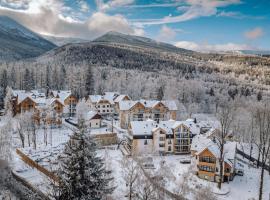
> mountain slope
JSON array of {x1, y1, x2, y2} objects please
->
[
  {"x1": 41, "y1": 34, "x2": 90, "y2": 46},
  {"x1": 93, "y1": 31, "x2": 193, "y2": 54},
  {"x1": 0, "y1": 16, "x2": 56, "y2": 61}
]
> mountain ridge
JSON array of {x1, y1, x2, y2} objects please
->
[{"x1": 0, "y1": 16, "x2": 56, "y2": 61}]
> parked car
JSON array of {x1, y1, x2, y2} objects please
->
[
  {"x1": 143, "y1": 163, "x2": 155, "y2": 169},
  {"x1": 235, "y1": 169, "x2": 244, "y2": 176},
  {"x1": 180, "y1": 159, "x2": 191, "y2": 164}
]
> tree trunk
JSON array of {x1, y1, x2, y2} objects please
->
[
  {"x1": 257, "y1": 145, "x2": 261, "y2": 168},
  {"x1": 259, "y1": 164, "x2": 265, "y2": 200},
  {"x1": 129, "y1": 183, "x2": 132, "y2": 200},
  {"x1": 28, "y1": 133, "x2": 30, "y2": 147},
  {"x1": 218, "y1": 143, "x2": 224, "y2": 189}
]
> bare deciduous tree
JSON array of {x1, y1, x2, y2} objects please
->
[
  {"x1": 215, "y1": 100, "x2": 234, "y2": 189},
  {"x1": 121, "y1": 156, "x2": 140, "y2": 200},
  {"x1": 251, "y1": 101, "x2": 270, "y2": 200}
]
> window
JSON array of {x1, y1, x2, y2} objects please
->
[
  {"x1": 107, "y1": 110, "x2": 109, "y2": 112},
  {"x1": 159, "y1": 143, "x2": 165, "y2": 148},
  {"x1": 159, "y1": 137, "x2": 165, "y2": 141},
  {"x1": 199, "y1": 156, "x2": 216, "y2": 163},
  {"x1": 199, "y1": 165, "x2": 214, "y2": 172},
  {"x1": 168, "y1": 146, "x2": 171, "y2": 151},
  {"x1": 144, "y1": 140, "x2": 148, "y2": 145},
  {"x1": 103, "y1": 105, "x2": 105, "y2": 108},
  {"x1": 168, "y1": 139, "x2": 172, "y2": 144},
  {"x1": 98, "y1": 105, "x2": 100, "y2": 108}
]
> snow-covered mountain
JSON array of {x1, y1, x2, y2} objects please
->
[
  {"x1": 93, "y1": 31, "x2": 193, "y2": 54},
  {"x1": 0, "y1": 16, "x2": 56, "y2": 61},
  {"x1": 41, "y1": 34, "x2": 90, "y2": 46}
]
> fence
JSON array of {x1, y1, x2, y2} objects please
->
[
  {"x1": 236, "y1": 148, "x2": 270, "y2": 172},
  {"x1": 16, "y1": 149, "x2": 59, "y2": 183},
  {"x1": 11, "y1": 171, "x2": 50, "y2": 200}
]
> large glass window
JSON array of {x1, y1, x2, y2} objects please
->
[{"x1": 199, "y1": 156, "x2": 216, "y2": 163}]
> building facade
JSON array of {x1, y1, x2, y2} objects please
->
[
  {"x1": 12, "y1": 90, "x2": 77, "y2": 125},
  {"x1": 88, "y1": 92, "x2": 130, "y2": 116},
  {"x1": 119, "y1": 100, "x2": 177, "y2": 129},
  {"x1": 128, "y1": 119, "x2": 201, "y2": 155},
  {"x1": 191, "y1": 129, "x2": 236, "y2": 183}
]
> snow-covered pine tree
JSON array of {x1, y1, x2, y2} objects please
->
[
  {"x1": 23, "y1": 68, "x2": 33, "y2": 91},
  {"x1": 58, "y1": 120, "x2": 114, "y2": 200},
  {"x1": 85, "y1": 65, "x2": 95, "y2": 96},
  {"x1": 4, "y1": 86, "x2": 13, "y2": 116}
]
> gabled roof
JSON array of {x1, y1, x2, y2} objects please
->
[
  {"x1": 130, "y1": 120, "x2": 175, "y2": 137},
  {"x1": 130, "y1": 119, "x2": 203, "y2": 137},
  {"x1": 119, "y1": 100, "x2": 139, "y2": 111},
  {"x1": 113, "y1": 94, "x2": 130, "y2": 103},
  {"x1": 53, "y1": 90, "x2": 72, "y2": 104},
  {"x1": 119, "y1": 99, "x2": 178, "y2": 111},
  {"x1": 86, "y1": 111, "x2": 101, "y2": 120},
  {"x1": 13, "y1": 89, "x2": 68, "y2": 107},
  {"x1": 194, "y1": 132, "x2": 237, "y2": 167},
  {"x1": 89, "y1": 94, "x2": 115, "y2": 105}
]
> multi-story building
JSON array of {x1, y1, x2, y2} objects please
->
[
  {"x1": 191, "y1": 129, "x2": 237, "y2": 183},
  {"x1": 50, "y1": 90, "x2": 78, "y2": 117},
  {"x1": 119, "y1": 100, "x2": 177, "y2": 129},
  {"x1": 88, "y1": 92, "x2": 130, "y2": 116},
  {"x1": 12, "y1": 89, "x2": 78, "y2": 125},
  {"x1": 127, "y1": 119, "x2": 201, "y2": 155}
]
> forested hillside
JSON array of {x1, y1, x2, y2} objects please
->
[{"x1": 0, "y1": 32, "x2": 269, "y2": 114}]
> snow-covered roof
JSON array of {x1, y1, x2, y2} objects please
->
[
  {"x1": 13, "y1": 89, "x2": 66, "y2": 106},
  {"x1": 130, "y1": 119, "x2": 204, "y2": 137},
  {"x1": 119, "y1": 101, "x2": 138, "y2": 111},
  {"x1": 161, "y1": 100, "x2": 178, "y2": 111},
  {"x1": 53, "y1": 90, "x2": 72, "y2": 104},
  {"x1": 119, "y1": 99, "x2": 178, "y2": 111},
  {"x1": 130, "y1": 120, "x2": 175, "y2": 136},
  {"x1": 86, "y1": 111, "x2": 101, "y2": 120},
  {"x1": 192, "y1": 130, "x2": 237, "y2": 167},
  {"x1": 172, "y1": 120, "x2": 201, "y2": 135},
  {"x1": 113, "y1": 94, "x2": 130, "y2": 103},
  {"x1": 89, "y1": 93, "x2": 115, "y2": 105}
]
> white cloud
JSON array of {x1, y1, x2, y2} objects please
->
[
  {"x1": 157, "y1": 25, "x2": 177, "y2": 42},
  {"x1": 244, "y1": 27, "x2": 264, "y2": 40},
  {"x1": 78, "y1": 0, "x2": 90, "y2": 12},
  {"x1": 134, "y1": 0, "x2": 241, "y2": 26},
  {"x1": 175, "y1": 41, "x2": 254, "y2": 52},
  {"x1": 0, "y1": 0, "x2": 143, "y2": 39},
  {"x1": 96, "y1": 0, "x2": 134, "y2": 11}
]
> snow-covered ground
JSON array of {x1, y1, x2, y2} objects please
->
[{"x1": 4, "y1": 115, "x2": 270, "y2": 200}]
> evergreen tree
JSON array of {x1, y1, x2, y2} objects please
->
[
  {"x1": 209, "y1": 87, "x2": 215, "y2": 96},
  {"x1": 85, "y1": 65, "x2": 94, "y2": 96},
  {"x1": 156, "y1": 85, "x2": 164, "y2": 101},
  {"x1": 257, "y1": 91, "x2": 262, "y2": 101},
  {"x1": 59, "y1": 65, "x2": 66, "y2": 90},
  {"x1": 30, "y1": 70, "x2": 35, "y2": 89},
  {"x1": 10, "y1": 66, "x2": 16, "y2": 88},
  {"x1": 23, "y1": 68, "x2": 33, "y2": 91},
  {"x1": 4, "y1": 86, "x2": 13, "y2": 116},
  {"x1": 58, "y1": 120, "x2": 114, "y2": 200},
  {"x1": 0, "y1": 69, "x2": 8, "y2": 91}
]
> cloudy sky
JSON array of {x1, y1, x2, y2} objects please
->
[{"x1": 0, "y1": 0, "x2": 269, "y2": 51}]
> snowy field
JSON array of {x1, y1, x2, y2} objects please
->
[
  {"x1": 10, "y1": 142, "x2": 270, "y2": 200},
  {"x1": 4, "y1": 115, "x2": 269, "y2": 200}
]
